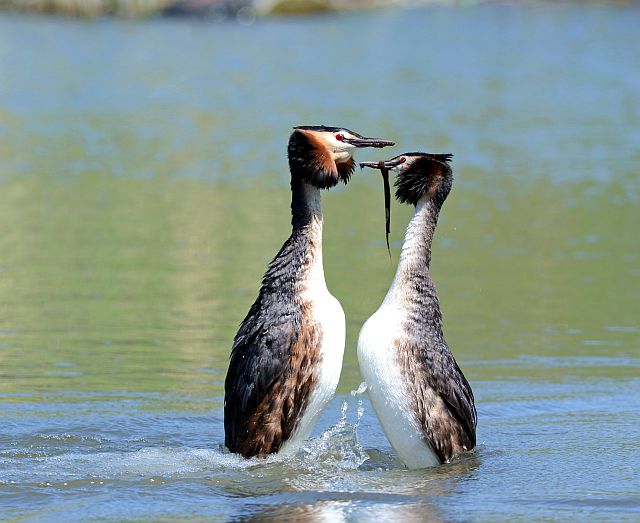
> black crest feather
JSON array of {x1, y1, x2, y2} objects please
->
[{"x1": 395, "y1": 154, "x2": 453, "y2": 207}]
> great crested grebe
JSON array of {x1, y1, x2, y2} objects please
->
[
  {"x1": 357, "y1": 152, "x2": 476, "y2": 468},
  {"x1": 224, "y1": 126, "x2": 394, "y2": 458}
]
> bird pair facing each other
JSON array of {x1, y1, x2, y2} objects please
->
[{"x1": 224, "y1": 125, "x2": 476, "y2": 469}]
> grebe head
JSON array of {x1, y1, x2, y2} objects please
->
[
  {"x1": 361, "y1": 152, "x2": 454, "y2": 207},
  {"x1": 288, "y1": 125, "x2": 394, "y2": 189}
]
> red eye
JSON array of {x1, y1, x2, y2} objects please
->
[
  {"x1": 400, "y1": 157, "x2": 406, "y2": 163},
  {"x1": 335, "y1": 133, "x2": 344, "y2": 142}
]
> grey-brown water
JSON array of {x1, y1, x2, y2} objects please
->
[{"x1": 1, "y1": 4, "x2": 639, "y2": 521}]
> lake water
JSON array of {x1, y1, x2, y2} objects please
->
[{"x1": 1, "y1": 3, "x2": 639, "y2": 521}]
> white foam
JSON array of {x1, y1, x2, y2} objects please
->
[{"x1": 1, "y1": 399, "x2": 372, "y2": 486}]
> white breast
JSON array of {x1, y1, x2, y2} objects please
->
[
  {"x1": 279, "y1": 264, "x2": 345, "y2": 455},
  {"x1": 357, "y1": 303, "x2": 440, "y2": 468}
]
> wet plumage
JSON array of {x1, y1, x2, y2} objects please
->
[
  {"x1": 224, "y1": 126, "x2": 394, "y2": 457},
  {"x1": 358, "y1": 153, "x2": 476, "y2": 467}
]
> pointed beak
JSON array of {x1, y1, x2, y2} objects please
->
[
  {"x1": 344, "y1": 136, "x2": 395, "y2": 148},
  {"x1": 359, "y1": 158, "x2": 404, "y2": 170}
]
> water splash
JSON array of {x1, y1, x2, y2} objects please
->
[
  {"x1": 296, "y1": 396, "x2": 368, "y2": 471},
  {"x1": 351, "y1": 381, "x2": 368, "y2": 397},
  {"x1": 0, "y1": 394, "x2": 374, "y2": 489}
]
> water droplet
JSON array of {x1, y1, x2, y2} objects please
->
[{"x1": 351, "y1": 382, "x2": 367, "y2": 396}]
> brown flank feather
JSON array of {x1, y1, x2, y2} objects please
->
[
  {"x1": 237, "y1": 305, "x2": 322, "y2": 458},
  {"x1": 394, "y1": 338, "x2": 474, "y2": 463}
]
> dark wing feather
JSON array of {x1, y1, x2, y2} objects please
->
[
  {"x1": 428, "y1": 343, "x2": 477, "y2": 446},
  {"x1": 224, "y1": 228, "x2": 323, "y2": 458},
  {"x1": 224, "y1": 293, "x2": 300, "y2": 456},
  {"x1": 398, "y1": 318, "x2": 477, "y2": 462}
]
